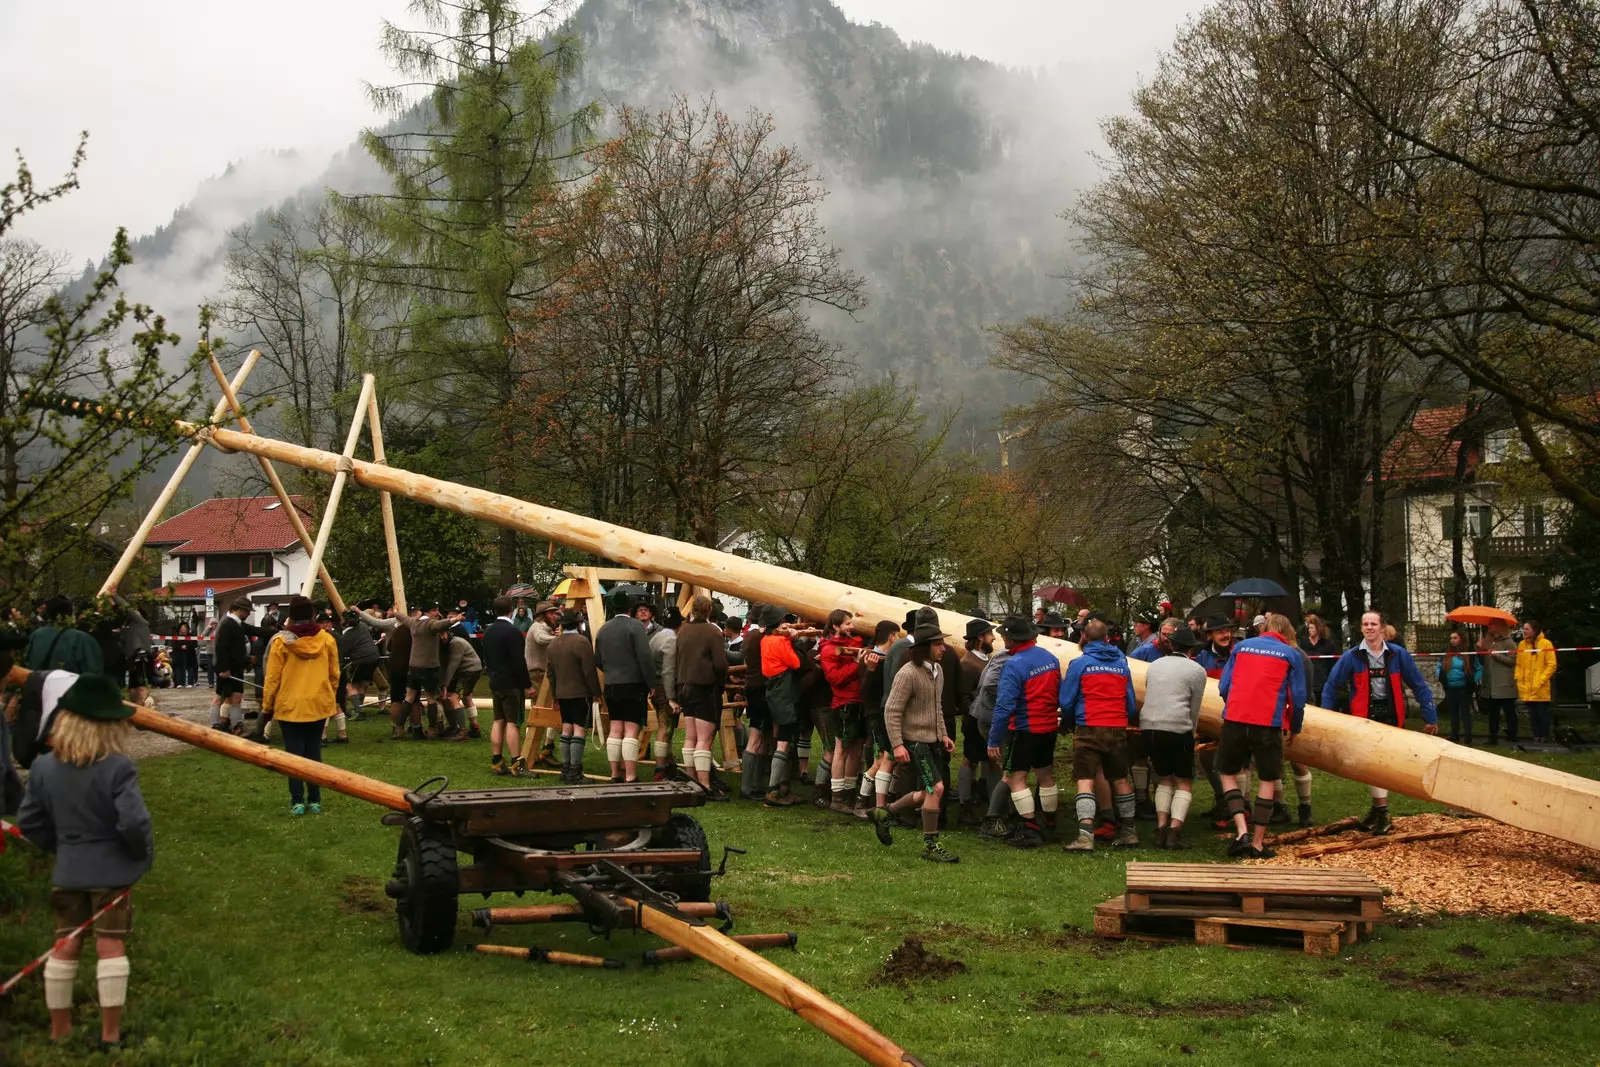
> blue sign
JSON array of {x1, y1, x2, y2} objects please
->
[{"x1": 205, "y1": 586, "x2": 215, "y2": 597}]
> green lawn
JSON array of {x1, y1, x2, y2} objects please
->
[{"x1": 2, "y1": 722, "x2": 1598, "y2": 1066}]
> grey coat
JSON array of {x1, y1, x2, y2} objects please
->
[
  {"x1": 18, "y1": 753, "x2": 153, "y2": 889},
  {"x1": 594, "y1": 615, "x2": 656, "y2": 688},
  {"x1": 1481, "y1": 634, "x2": 1519, "y2": 699},
  {"x1": 968, "y1": 649, "x2": 1012, "y2": 732},
  {"x1": 1139, "y1": 653, "x2": 1207, "y2": 733}
]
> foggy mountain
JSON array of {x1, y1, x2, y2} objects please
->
[{"x1": 115, "y1": 0, "x2": 1096, "y2": 461}]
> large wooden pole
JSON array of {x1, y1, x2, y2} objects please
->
[
  {"x1": 628, "y1": 900, "x2": 921, "y2": 1066},
  {"x1": 202, "y1": 355, "x2": 347, "y2": 615},
  {"x1": 300, "y1": 374, "x2": 376, "y2": 599},
  {"x1": 98, "y1": 352, "x2": 261, "y2": 597},
  {"x1": 166, "y1": 421, "x2": 1600, "y2": 851},
  {"x1": 365, "y1": 393, "x2": 407, "y2": 614},
  {"x1": 2, "y1": 666, "x2": 410, "y2": 811}
]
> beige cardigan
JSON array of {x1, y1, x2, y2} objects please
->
[{"x1": 884, "y1": 659, "x2": 949, "y2": 749}]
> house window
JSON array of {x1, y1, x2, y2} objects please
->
[
  {"x1": 1524, "y1": 504, "x2": 1546, "y2": 540},
  {"x1": 1440, "y1": 504, "x2": 1493, "y2": 539},
  {"x1": 178, "y1": 555, "x2": 197, "y2": 574},
  {"x1": 1483, "y1": 429, "x2": 1513, "y2": 464},
  {"x1": 249, "y1": 555, "x2": 270, "y2": 577}
]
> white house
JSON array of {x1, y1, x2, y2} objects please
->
[{"x1": 145, "y1": 496, "x2": 315, "y2": 619}]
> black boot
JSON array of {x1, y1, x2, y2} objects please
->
[{"x1": 1297, "y1": 803, "x2": 1313, "y2": 828}]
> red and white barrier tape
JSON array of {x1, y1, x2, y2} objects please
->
[
  {"x1": 0, "y1": 887, "x2": 131, "y2": 998},
  {"x1": 1298, "y1": 646, "x2": 1599, "y2": 660}
]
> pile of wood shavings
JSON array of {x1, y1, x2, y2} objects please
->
[{"x1": 1246, "y1": 813, "x2": 1600, "y2": 922}]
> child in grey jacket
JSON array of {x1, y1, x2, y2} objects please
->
[{"x1": 17, "y1": 673, "x2": 152, "y2": 1050}]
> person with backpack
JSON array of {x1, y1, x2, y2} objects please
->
[{"x1": 17, "y1": 674, "x2": 152, "y2": 1050}]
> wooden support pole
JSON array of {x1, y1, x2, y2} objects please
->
[
  {"x1": 2, "y1": 666, "x2": 410, "y2": 812},
  {"x1": 474, "y1": 944, "x2": 623, "y2": 969},
  {"x1": 644, "y1": 932, "x2": 796, "y2": 965},
  {"x1": 628, "y1": 900, "x2": 919, "y2": 1066},
  {"x1": 366, "y1": 392, "x2": 407, "y2": 615},
  {"x1": 159, "y1": 420, "x2": 1600, "y2": 854},
  {"x1": 474, "y1": 901, "x2": 729, "y2": 927},
  {"x1": 98, "y1": 352, "x2": 261, "y2": 597},
  {"x1": 202, "y1": 356, "x2": 347, "y2": 616},
  {"x1": 300, "y1": 374, "x2": 376, "y2": 599}
]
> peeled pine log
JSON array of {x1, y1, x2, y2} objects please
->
[
  {"x1": 475, "y1": 901, "x2": 731, "y2": 928},
  {"x1": 644, "y1": 932, "x2": 797, "y2": 965},
  {"x1": 475, "y1": 943, "x2": 623, "y2": 969},
  {"x1": 164, "y1": 422, "x2": 1600, "y2": 853},
  {"x1": 1299, "y1": 826, "x2": 1483, "y2": 859}
]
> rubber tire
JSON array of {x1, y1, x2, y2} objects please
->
[
  {"x1": 394, "y1": 820, "x2": 459, "y2": 954},
  {"x1": 656, "y1": 813, "x2": 713, "y2": 903}
]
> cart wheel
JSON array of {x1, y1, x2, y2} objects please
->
[
  {"x1": 392, "y1": 821, "x2": 459, "y2": 954},
  {"x1": 655, "y1": 813, "x2": 713, "y2": 903}
]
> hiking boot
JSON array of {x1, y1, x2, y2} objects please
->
[
  {"x1": 511, "y1": 759, "x2": 536, "y2": 779},
  {"x1": 829, "y1": 800, "x2": 856, "y2": 815},
  {"x1": 536, "y1": 747, "x2": 561, "y2": 769},
  {"x1": 978, "y1": 816, "x2": 1011, "y2": 840},
  {"x1": 1356, "y1": 804, "x2": 1384, "y2": 832},
  {"x1": 347, "y1": 708, "x2": 368, "y2": 723},
  {"x1": 490, "y1": 761, "x2": 511, "y2": 777},
  {"x1": 1249, "y1": 843, "x2": 1277, "y2": 860},
  {"x1": 1297, "y1": 803, "x2": 1313, "y2": 828},
  {"x1": 406, "y1": 725, "x2": 426, "y2": 741},
  {"x1": 1270, "y1": 802, "x2": 1291, "y2": 825},
  {"x1": 1153, "y1": 826, "x2": 1170, "y2": 850},
  {"x1": 812, "y1": 789, "x2": 832, "y2": 811},
  {"x1": 468, "y1": 722, "x2": 481, "y2": 739},
  {"x1": 1061, "y1": 830, "x2": 1094, "y2": 852},
  {"x1": 1006, "y1": 825, "x2": 1044, "y2": 850},
  {"x1": 921, "y1": 839, "x2": 960, "y2": 864},
  {"x1": 1136, "y1": 797, "x2": 1158, "y2": 821},
  {"x1": 1367, "y1": 807, "x2": 1393, "y2": 836},
  {"x1": 957, "y1": 801, "x2": 981, "y2": 827},
  {"x1": 1227, "y1": 834, "x2": 1254, "y2": 857},
  {"x1": 1113, "y1": 824, "x2": 1140, "y2": 848},
  {"x1": 870, "y1": 808, "x2": 894, "y2": 846},
  {"x1": 764, "y1": 789, "x2": 801, "y2": 808},
  {"x1": 1166, "y1": 827, "x2": 1189, "y2": 850}
]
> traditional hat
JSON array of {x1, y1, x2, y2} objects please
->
[
  {"x1": 1203, "y1": 614, "x2": 1234, "y2": 633},
  {"x1": 1039, "y1": 611, "x2": 1068, "y2": 629},
  {"x1": 964, "y1": 618, "x2": 994, "y2": 642},
  {"x1": 1168, "y1": 627, "x2": 1201, "y2": 650},
  {"x1": 998, "y1": 615, "x2": 1038, "y2": 641},
  {"x1": 760, "y1": 603, "x2": 786, "y2": 629},
  {"x1": 534, "y1": 600, "x2": 557, "y2": 615},
  {"x1": 911, "y1": 623, "x2": 947, "y2": 647},
  {"x1": 59, "y1": 674, "x2": 130, "y2": 721}
]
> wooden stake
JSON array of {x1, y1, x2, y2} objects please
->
[
  {"x1": 300, "y1": 374, "x2": 376, "y2": 599},
  {"x1": 98, "y1": 352, "x2": 261, "y2": 597},
  {"x1": 1299, "y1": 826, "x2": 1483, "y2": 859},
  {"x1": 1269, "y1": 817, "x2": 1362, "y2": 846},
  {"x1": 644, "y1": 932, "x2": 796, "y2": 965},
  {"x1": 161, "y1": 419, "x2": 1600, "y2": 854},
  {"x1": 474, "y1": 943, "x2": 623, "y2": 969},
  {"x1": 366, "y1": 393, "x2": 407, "y2": 615},
  {"x1": 1, "y1": 666, "x2": 410, "y2": 811},
  {"x1": 628, "y1": 899, "x2": 919, "y2": 1066},
  {"x1": 202, "y1": 355, "x2": 348, "y2": 615}
]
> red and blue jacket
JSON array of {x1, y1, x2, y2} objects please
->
[
  {"x1": 1128, "y1": 637, "x2": 1163, "y2": 664},
  {"x1": 987, "y1": 640, "x2": 1061, "y2": 745},
  {"x1": 1195, "y1": 641, "x2": 1232, "y2": 680},
  {"x1": 1320, "y1": 642, "x2": 1437, "y2": 728},
  {"x1": 1218, "y1": 632, "x2": 1307, "y2": 732},
  {"x1": 1058, "y1": 640, "x2": 1137, "y2": 728}
]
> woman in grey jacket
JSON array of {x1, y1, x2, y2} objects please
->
[{"x1": 17, "y1": 674, "x2": 152, "y2": 1050}]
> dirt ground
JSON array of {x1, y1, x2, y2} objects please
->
[{"x1": 125, "y1": 685, "x2": 241, "y2": 759}]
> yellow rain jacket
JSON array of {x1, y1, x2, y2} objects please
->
[
  {"x1": 1514, "y1": 633, "x2": 1557, "y2": 703},
  {"x1": 262, "y1": 626, "x2": 340, "y2": 723}
]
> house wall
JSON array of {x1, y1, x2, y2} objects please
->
[
  {"x1": 1400, "y1": 488, "x2": 1560, "y2": 623},
  {"x1": 156, "y1": 548, "x2": 312, "y2": 610}
]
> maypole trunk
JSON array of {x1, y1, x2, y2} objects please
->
[{"x1": 121, "y1": 420, "x2": 1598, "y2": 852}]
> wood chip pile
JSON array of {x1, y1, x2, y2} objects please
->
[{"x1": 1246, "y1": 813, "x2": 1600, "y2": 923}]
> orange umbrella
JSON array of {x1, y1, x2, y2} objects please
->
[{"x1": 1446, "y1": 605, "x2": 1519, "y2": 627}]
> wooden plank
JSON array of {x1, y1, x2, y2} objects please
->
[
  {"x1": 1111, "y1": 901, "x2": 1387, "y2": 925},
  {"x1": 563, "y1": 565, "x2": 670, "y2": 584},
  {"x1": 1299, "y1": 826, "x2": 1482, "y2": 858}
]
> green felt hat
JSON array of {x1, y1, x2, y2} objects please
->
[{"x1": 60, "y1": 674, "x2": 130, "y2": 721}]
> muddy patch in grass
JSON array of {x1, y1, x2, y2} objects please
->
[
  {"x1": 875, "y1": 936, "x2": 966, "y2": 985},
  {"x1": 1451, "y1": 943, "x2": 1486, "y2": 960},
  {"x1": 1034, "y1": 993, "x2": 1284, "y2": 1018},
  {"x1": 337, "y1": 874, "x2": 388, "y2": 915},
  {"x1": 1381, "y1": 945, "x2": 1600, "y2": 1003}
]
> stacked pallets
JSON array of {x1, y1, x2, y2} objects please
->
[{"x1": 1093, "y1": 863, "x2": 1385, "y2": 956}]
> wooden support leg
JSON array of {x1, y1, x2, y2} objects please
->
[
  {"x1": 366, "y1": 393, "x2": 407, "y2": 615},
  {"x1": 300, "y1": 375, "x2": 376, "y2": 599}
]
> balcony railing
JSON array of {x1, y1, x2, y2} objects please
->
[{"x1": 1482, "y1": 534, "x2": 1562, "y2": 557}]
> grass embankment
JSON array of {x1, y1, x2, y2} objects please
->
[{"x1": 2, "y1": 725, "x2": 1597, "y2": 1066}]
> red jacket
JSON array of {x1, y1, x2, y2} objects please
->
[{"x1": 819, "y1": 635, "x2": 863, "y2": 707}]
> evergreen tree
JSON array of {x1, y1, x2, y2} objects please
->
[{"x1": 342, "y1": 0, "x2": 599, "y2": 585}]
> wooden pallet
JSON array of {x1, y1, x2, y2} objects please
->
[
  {"x1": 1093, "y1": 898, "x2": 1363, "y2": 956},
  {"x1": 1124, "y1": 862, "x2": 1384, "y2": 921}
]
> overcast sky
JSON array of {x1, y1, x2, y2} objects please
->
[{"x1": 0, "y1": 0, "x2": 1205, "y2": 265}]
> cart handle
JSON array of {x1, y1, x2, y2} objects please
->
[{"x1": 404, "y1": 775, "x2": 450, "y2": 812}]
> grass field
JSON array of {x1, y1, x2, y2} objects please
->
[{"x1": 2, "y1": 719, "x2": 1598, "y2": 1066}]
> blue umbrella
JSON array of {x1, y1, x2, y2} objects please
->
[{"x1": 1221, "y1": 577, "x2": 1289, "y2": 599}]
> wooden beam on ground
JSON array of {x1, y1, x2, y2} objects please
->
[
  {"x1": 99, "y1": 352, "x2": 261, "y2": 597},
  {"x1": 201, "y1": 356, "x2": 348, "y2": 615},
  {"x1": 1298, "y1": 826, "x2": 1483, "y2": 859},
  {"x1": 366, "y1": 392, "x2": 407, "y2": 615},
  {"x1": 161, "y1": 419, "x2": 1600, "y2": 853},
  {"x1": 301, "y1": 375, "x2": 375, "y2": 599}
]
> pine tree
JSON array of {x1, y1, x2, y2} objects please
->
[{"x1": 343, "y1": 0, "x2": 599, "y2": 585}]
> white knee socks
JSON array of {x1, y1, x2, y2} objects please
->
[
  {"x1": 621, "y1": 737, "x2": 640, "y2": 764},
  {"x1": 1170, "y1": 788, "x2": 1192, "y2": 825},
  {"x1": 97, "y1": 956, "x2": 129, "y2": 1009},
  {"x1": 605, "y1": 737, "x2": 623, "y2": 765},
  {"x1": 1011, "y1": 787, "x2": 1036, "y2": 820},
  {"x1": 692, "y1": 750, "x2": 714, "y2": 774},
  {"x1": 874, "y1": 770, "x2": 891, "y2": 798},
  {"x1": 1295, "y1": 772, "x2": 1314, "y2": 802},
  {"x1": 44, "y1": 957, "x2": 76, "y2": 1011},
  {"x1": 1131, "y1": 764, "x2": 1149, "y2": 796},
  {"x1": 1368, "y1": 785, "x2": 1389, "y2": 803},
  {"x1": 1038, "y1": 785, "x2": 1059, "y2": 815},
  {"x1": 1154, "y1": 782, "x2": 1175, "y2": 817},
  {"x1": 653, "y1": 738, "x2": 672, "y2": 762}
]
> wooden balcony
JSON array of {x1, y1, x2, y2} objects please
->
[{"x1": 1482, "y1": 534, "x2": 1561, "y2": 557}]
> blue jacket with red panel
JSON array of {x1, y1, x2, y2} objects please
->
[
  {"x1": 1059, "y1": 640, "x2": 1137, "y2": 728},
  {"x1": 1195, "y1": 642, "x2": 1232, "y2": 680},
  {"x1": 1218, "y1": 632, "x2": 1307, "y2": 733},
  {"x1": 1320, "y1": 642, "x2": 1437, "y2": 728},
  {"x1": 987, "y1": 641, "x2": 1061, "y2": 745},
  {"x1": 1129, "y1": 637, "x2": 1163, "y2": 664}
]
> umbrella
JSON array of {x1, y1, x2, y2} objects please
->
[
  {"x1": 504, "y1": 583, "x2": 537, "y2": 599},
  {"x1": 1446, "y1": 605, "x2": 1518, "y2": 627},
  {"x1": 1034, "y1": 585, "x2": 1089, "y2": 608},
  {"x1": 1221, "y1": 578, "x2": 1289, "y2": 599}
]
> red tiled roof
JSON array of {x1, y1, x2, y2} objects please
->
[
  {"x1": 147, "y1": 496, "x2": 311, "y2": 555},
  {"x1": 157, "y1": 577, "x2": 278, "y2": 601},
  {"x1": 1383, "y1": 405, "x2": 1475, "y2": 482}
]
